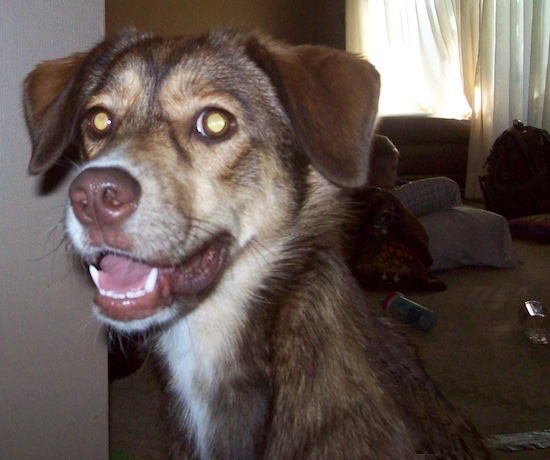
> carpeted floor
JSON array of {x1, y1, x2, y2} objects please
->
[
  {"x1": 402, "y1": 239, "x2": 550, "y2": 459},
  {"x1": 109, "y1": 238, "x2": 550, "y2": 459}
]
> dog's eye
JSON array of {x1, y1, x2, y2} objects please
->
[
  {"x1": 196, "y1": 109, "x2": 234, "y2": 139},
  {"x1": 86, "y1": 109, "x2": 113, "y2": 137}
]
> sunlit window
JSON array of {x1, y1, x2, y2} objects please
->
[{"x1": 349, "y1": 0, "x2": 471, "y2": 119}]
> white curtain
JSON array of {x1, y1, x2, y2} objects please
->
[
  {"x1": 346, "y1": 0, "x2": 550, "y2": 199},
  {"x1": 346, "y1": 0, "x2": 470, "y2": 117},
  {"x1": 462, "y1": 0, "x2": 550, "y2": 198}
]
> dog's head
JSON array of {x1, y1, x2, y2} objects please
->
[{"x1": 24, "y1": 30, "x2": 379, "y2": 330}]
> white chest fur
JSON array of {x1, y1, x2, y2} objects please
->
[{"x1": 157, "y1": 245, "x2": 278, "y2": 458}]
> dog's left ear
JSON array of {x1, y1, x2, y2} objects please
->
[{"x1": 246, "y1": 37, "x2": 380, "y2": 188}]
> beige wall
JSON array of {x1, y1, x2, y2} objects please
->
[
  {"x1": 0, "y1": 2, "x2": 108, "y2": 458},
  {"x1": 106, "y1": 0, "x2": 345, "y2": 48}
]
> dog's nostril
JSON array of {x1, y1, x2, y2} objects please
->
[
  {"x1": 104, "y1": 188, "x2": 120, "y2": 206},
  {"x1": 69, "y1": 186, "x2": 93, "y2": 223},
  {"x1": 70, "y1": 187, "x2": 89, "y2": 206},
  {"x1": 69, "y1": 167, "x2": 141, "y2": 227}
]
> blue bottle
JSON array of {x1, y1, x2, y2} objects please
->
[{"x1": 382, "y1": 292, "x2": 437, "y2": 332}]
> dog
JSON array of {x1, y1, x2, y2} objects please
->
[{"x1": 24, "y1": 29, "x2": 491, "y2": 459}]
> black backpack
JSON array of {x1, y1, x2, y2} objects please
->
[{"x1": 479, "y1": 120, "x2": 550, "y2": 219}]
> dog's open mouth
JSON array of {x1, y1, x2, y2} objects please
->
[{"x1": 88, "y1": 238, "x2": 228, "y2": 321}]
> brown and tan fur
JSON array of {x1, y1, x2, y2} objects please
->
[{"x1": 23, "y1": 29, "x2": 490, "y2": 459}]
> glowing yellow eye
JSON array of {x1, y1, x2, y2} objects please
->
[
  {"x1": 89, "y1": 110, "x2": 112, "y2": 135},
  {"x1": 197, "y1": 109, "x2": 232, "y2": 138},
  {"x1": 93, "y1": 111, "x2": 111, "y2": 131},
  {"x1": 205, "y1": 112, "x2": 227, "y2": 134}
]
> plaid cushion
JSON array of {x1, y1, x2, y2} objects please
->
[{"x1": 394, "y1": 177, "x2": 462, "y2": 217}]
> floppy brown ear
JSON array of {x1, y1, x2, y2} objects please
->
[
  {"x1": 247, "y1": 38, "x2": 380, "y2": 188},
  {"x1": 23, "y1": 53, "x2": 85, "y2": 175}
]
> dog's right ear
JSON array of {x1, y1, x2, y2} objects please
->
[
  {"x1": 23, "y1": 53, "x2": 85, "y2": 175},
  {"x1": 244, "y1": 35, "x2": 380, "y2": 188}
]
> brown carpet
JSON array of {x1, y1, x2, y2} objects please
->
[{"x1": 109, "y1": 239, "x2": 550, "y2": 459}]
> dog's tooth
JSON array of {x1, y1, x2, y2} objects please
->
[
  {"x1": 126, "y1": 289, "x2": 146, "y2": 299},
  {"x1": 89, "y1": 265, "x2": 101, "y2": 289},
  {"x1": 99, "y1": 288, "x2": 122, "y2": 299},
  {"x1": 145, "y1": 268, "x2": 159, "y2": 293}
]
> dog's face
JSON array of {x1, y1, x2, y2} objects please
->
[{"x1": 24, "y1": 30, "x2": 380, "y2": 331}]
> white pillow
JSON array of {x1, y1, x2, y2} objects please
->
[
  {"x1": 394, "y1": 177, "x2": 462, "y2": 217},
  {"x1": 419, "y1": 206, "x2": 517, "y2": 271}
]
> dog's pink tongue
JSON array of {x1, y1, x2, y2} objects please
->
[{"x1": 98, "y1": 254, "x2": 153, "y2": 292}]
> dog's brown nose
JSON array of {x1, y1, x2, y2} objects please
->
[{"x1": 69, "y1": 167, "x2": 141, "y2": 227}]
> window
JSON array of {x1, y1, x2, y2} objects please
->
[{"x1": 347, "y1": 0, "x2": 471, "y2": 118}]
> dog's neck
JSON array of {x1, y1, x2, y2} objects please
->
[{"x1": 154, "y1": 171, "x2": 347, "y2": 458}]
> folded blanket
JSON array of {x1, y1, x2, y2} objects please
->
[{"x1": 350, "y1": 188, "x2": 446, "y2": 291}]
